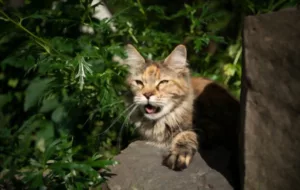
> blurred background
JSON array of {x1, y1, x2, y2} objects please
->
[{"x1": 0, "y1": 0, "x2": 298, "y2": 189}]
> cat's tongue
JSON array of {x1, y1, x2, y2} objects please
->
[{"x1": 145, "y1": 104, "x2": 157, "y2": 114}]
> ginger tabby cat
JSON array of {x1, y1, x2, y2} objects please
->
[{"x1": 118, "y1": 44, "x2": 240, "y2": 172}]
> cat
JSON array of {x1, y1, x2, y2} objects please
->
[{"x1": 117, "y1": 44, "x2": 240, "y2": 173}]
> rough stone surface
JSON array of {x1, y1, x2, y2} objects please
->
[
  {"x1": 103, "y1": 141, "x2": 233, "y2": 190},
  {"x1": 241, "y1": 8, "x2": 300, "y2": 190}
]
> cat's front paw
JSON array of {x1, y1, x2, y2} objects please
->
[{"x1": 162, "y1": 147, "x2": 195, "y2": 171}]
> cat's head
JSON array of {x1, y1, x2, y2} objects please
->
[{"x1": 120, "y1": 44, "x2": 192, "y2": 120}]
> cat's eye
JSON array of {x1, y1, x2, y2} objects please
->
[
  {"x1": 135, "y1": 80, "x2": 144, "y2": 86},
  {"x1": 159, "y1": 80, "x2": 169, "y2": 85},
  {"x1": 157, "y1": 80, "x2": 169, "y2": 89}
]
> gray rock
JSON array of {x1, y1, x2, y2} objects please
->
[
  {"x1": 103, "y1": 141, "x2": 233, "y2": 190},
  {"x1": 241, "y1": 7, "x2": 300, "y2": 190}
]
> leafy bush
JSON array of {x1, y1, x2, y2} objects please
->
[
  {"x1": 0, "y1": 0, "x2": 297, "y2": 189},
  {"x1": 1, "y1": 1, "x2": 127, "y2": 189}
]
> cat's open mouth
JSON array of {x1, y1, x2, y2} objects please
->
[{"x1": 144, "y1": 104, "x2": 161, "y2": 114}]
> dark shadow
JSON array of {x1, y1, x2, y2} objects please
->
[
  {"x1": 99, "y1": 171, "x2": 117, "y2": 190},
  {"x1": 193, "y1": 81, "x2": 242, "y2": 190},
  {"x1": 238, "y1": 31, "x2": 247, "y2": 190}
]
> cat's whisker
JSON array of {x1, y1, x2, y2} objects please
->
[
  {"x1": 95, "y1": 103, "x2": 135, "y2": 136},
  {"x1": 154, "y1": 103, "x2": 166, "y2": 107},
  {"x1": 117, "y1": 105, "x2": 138, "y2": 150}
]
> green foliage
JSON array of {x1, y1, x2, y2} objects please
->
[
  {"x1": 0, "y1": 0, "x2": 297, "y2": 189},
  {"x1": 244, "y1": 0, "x2": 298, "y2": 14},
  {"x1": 0, "y1": 1, "x2": 127, "y2": 189}
]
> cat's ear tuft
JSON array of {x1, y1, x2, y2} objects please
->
[
  {"x1": 164, "y1": 44, "x2": 188, "y2": 72},
  {"x1": 124, "y1": 44, "x2": 145, "y2": 68}
]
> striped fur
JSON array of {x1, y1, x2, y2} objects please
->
[{"x1": 119, "y1": 44, "x2": 239, "y2": 171}]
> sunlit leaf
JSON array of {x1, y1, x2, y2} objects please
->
[
  {"x1": 223, "y1": 63, "x2": 236, "y2": 77},
  {"x1": 8, "y1": 78, "x2": 19, "y2": 88}
]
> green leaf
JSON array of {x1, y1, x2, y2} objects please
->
[
  {"x1": 0, "y1": 94, "x2": 12, "y2": 109},
  {"x1": 1, "y1": 55, "x2": 36, "y2": 70},
  {"x1": 43, "y1": 139, "x2": 63, "y2": 163},
  {"x1": 7, "y1": 78, "x2": 19, "y2": 88},
  {"x1": 36, "y1": 122, "x2": 54, "y2": 152},
  {"x1": 24, "y1": 78, "x2": 53, "y2": 111},
  {"x1": 51, "y1": 37, "x2": 74, "y2": 54},
  {"x1": 228, "y1": 44, "x2": 240, "y2": 58},
  {"x1": 234, "y1": 80, "x2": 241, "y2": 87},
  {"x1": 29, "y1": 158, "x2": 43, "y2": 168},
  {"x1": 22, "y1": 171, "x2": 44, "y2": 188},
  {"x1": 39, "y1": 98, "x2": 60, "y2": 113},
  {"x1": 26, "y1": 12, "x2": 48, "y2": 20},
  {"x1": 51, "y1": 105, "x2": 67, "y2": 123},
  {"x1": 83, "y1": 159, "x2": 118, "y2": 168},
  {"x1": 146, "y1": 5, "x2": 165, "y2": 15},
  {"x1": 194, "y1": 36, "x2": 210, "y2": 52},
  {"x1": 223, "y1": 63, "x2": 236, "y2": 77}
]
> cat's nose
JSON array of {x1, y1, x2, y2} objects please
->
[{"x1": 143, "y1": 92, "x2": 154, "y2": 99}]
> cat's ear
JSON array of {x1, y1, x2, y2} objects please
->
[
  {"x1": 124, "y1": 44, "x2": 146, "y2": 70},
  {"x1": 164, "y1": 44, "x2": 188, "y2": 72},
  {"x1": 113, "y1": 44, "x2": 145, "y2": 73}
]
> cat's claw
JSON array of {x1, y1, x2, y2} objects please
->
[{"x1": 162, "y1": 149, "x2": 194, "y2": 171}]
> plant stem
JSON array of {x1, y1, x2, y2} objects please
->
[
  {"x1": 0, "y1": 10, "x2": 50, "y2": 53},
  {"x1": 136, "y1": 0, "x2": 145, "y2": 15},
  {"x1": 0, "y1": 10, "x2": 70, "y2": 60},
  {"x1": 233, "y1": 46, "x2": 242, "y2": 65}
]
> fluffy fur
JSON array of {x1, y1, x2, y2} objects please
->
[{"x1": 118, "y1": 44, "x2": 240, "y2": 171}]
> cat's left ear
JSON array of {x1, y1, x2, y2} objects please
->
[{"x1": 164, "y1": 44, "x2": 188, "y2": 73}]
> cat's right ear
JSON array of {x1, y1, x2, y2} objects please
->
[{"x1": 114, "y1": 44, "x2": 145, "y2": 72}]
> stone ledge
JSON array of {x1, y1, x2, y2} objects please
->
[{"x1": 103, "y1": 141, "x2": 233, "y2": 190}]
